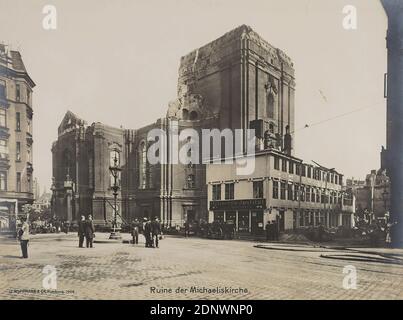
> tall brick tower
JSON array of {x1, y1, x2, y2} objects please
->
[{"x1": 176, "y1": 25, "x2": 296, "y2": 155}]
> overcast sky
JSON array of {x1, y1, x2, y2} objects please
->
[{"x1": 0, "y1": 0, "x2": 387, "y2": 191}]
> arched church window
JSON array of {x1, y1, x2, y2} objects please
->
[
  {"x1": 189, "y1": 111, "x2": 198, "y2": 121},
  {"x1": 266, "y1": 93, "x2": 275, "y2": 119},
  {"x1": 139, "y1": 141, "x2": 147, "y2": 189},
  {"x1": 187, "y1": 174, "x2": 196, "y2": 189},
  {"x1": 182, "y1": 108, "x2": 189, "y2": 120},
  {"x1": 110, "y1": 149, "x2": 120, "y2": 166}
]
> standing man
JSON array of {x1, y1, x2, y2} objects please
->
[
  {"x1": 131, "y1": 219, "x2": 140, "y2": 245},
  {"x1": 85, "y1": 215, "x2": 95, "y2": 248},
  {"x1": 78, "y1": 215, "x2": 86, "y2": 248},
  {"x1": 151, "y1": 217, "x2": 161, "y2": 248},
  {"x1": 18, "y1": 217, "x2": 30, "y2": 259},
  {"x1": 143, "y1": 218, "x2": 152, "y2": 248},
  {"x1": 184, "y1": 220, "x2": 190, "y2": 238}
]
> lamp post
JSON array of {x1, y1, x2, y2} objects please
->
[
  {"x1": 382, "y1": 187, "x2": 389, "y2": 216},
  {"x1": 109, "y1": 152, "x2": 122, "y2": 240}
]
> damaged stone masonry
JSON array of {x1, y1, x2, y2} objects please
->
[{"x1": 51, "y1": 25, "x2": 355, "y2": 235}]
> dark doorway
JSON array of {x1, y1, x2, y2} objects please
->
[{"x1": 251, "y1": 210, "x2": 263, "y2": 235}]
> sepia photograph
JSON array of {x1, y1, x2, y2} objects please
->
[{"x1": 0, "y1": 0, "x2": 402, "y2": 307}]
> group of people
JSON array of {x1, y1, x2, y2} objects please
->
[
  {"x1": 78, "y1": 215, "x2": 95, "y2": 248},
  {"x1": 265, "y1": 220, "x2": 279, "y2": 241},
  {"x1": 131, "y1": 217, "x2": 162, "y2": 248}
]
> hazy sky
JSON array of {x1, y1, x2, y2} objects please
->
[{"x1": 0, "y1": 0, "x2": 387, "y2": 191}]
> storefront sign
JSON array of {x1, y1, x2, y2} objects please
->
[{"x1": 209, "y1": 199, "x2": 266, "y2": 211}]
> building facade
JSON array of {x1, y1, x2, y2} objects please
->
[
  {"x1": 348, "y1": 169, "x2": 390, "y2": 221},
  {"x1": 0, "y1": 44, "x2": 35, "y2": 229},
  {"x1": 206, "y1": 150, "x2": 354, "y2": 235}
]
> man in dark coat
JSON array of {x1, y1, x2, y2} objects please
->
[
  {"x1": 78, "y1": 215, "x2": 86, "y2": 248},
  {"x1": 85, "y1": 215, "x2": 95, "y2": 248},
  {"x1": 151, "y1": 217, "x2": 161, "y2": 248},
  {"x1": 143, "y1": 218, "x2": 152, "y2": 248}
]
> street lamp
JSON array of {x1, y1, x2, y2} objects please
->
[
  {"x1": 109, "y1": 152, "x2": 122, "y2": 240},
  {"x1": 382, "y1": 187, "x2": 389, "y2": 215}
]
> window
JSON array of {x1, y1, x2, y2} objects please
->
[
  {"x1": 300, "y1": 186, "x2": 305, "y2": 202},
  {"x1": 301, "y1": 165, "x2": 306, "y2": 177},
  {"x1": 274, "y1": 156, "x2": 279, "y2": 170},
  {"x1": 16, "y1": 84, "x2": 20, "y2": 101},
  {"x1": 16, "y1": 142, "x2": 21, "y2": 161},
  {"x1": 0, "y1": 82, "x2": 5, "y2": 99},
  {"x1": 295, "y1": 163, "x2": 300, "y2": 176},
  {"x1": 334, "y1": 175, "x2": 338, "y2": 185},
  {"x1": 110, "y1": 149, "x2": 120, "y2": 166},
  {"x1": 272, "y1": 181, "x2": 279, "y2": 199},
  {"x1": 306, "y1": 187, "x2": 311, "y2": 202},
  {"x1": 187, "y1": 174, "x2": 196, "y2": 189},
  {"x1": 311, "y1": 189, "x2": 316, "y2": 202},
  {"x1": 139, "y1": 142, "x2": 147, "y2": 189},
  {"x1": 288, "y1": 184, "x2": 293, "y2": 201},
  {"x1": 331, "y1": 174, "x2": 334, "y2": 184},
  {"x1": 253, "y1": 181, "x2": 263, "y2": 199},
  {"x1": 316, "y1": 189, "x2": 320, "y2": 203},
  {"x1": 16, "y1": 172, "x2": 21, "y2": 192},
  {"x1": 266, "y1": 93, "x2": 275, "y2": 118},
  {"x1": 280, "y1": 182, "x2": 286, "y2": 200},
  {"x1": 16, "y1": 112, "x2": 20, "y2": 131},
  {"x1": 0, "y1": 171, "x2": 6, "y2": 191},
  {"x1": 294, "y1": 184, "x2": 299, "y2": 201},
  {"x1": 307, "y1": 166, "x2": 312, "y2": 178},
  {"x1": 212, "y1": 184, "x2": 221, "y2": 201},
  {"x1": 0, "y1": 139, "x2": 8, "y2": 159},
  {"x1": 0, "y1": 109, "x2": 6, "y2": 127},
  {"x1": 281, "y1": 159, "x2": 287, "y2": 172},
  {"x1": 289, "y1": 161, "x2": 294, "y2": 174},
  {"x1": 225, "y1": 183, "x2": 234, "y2": 200}
]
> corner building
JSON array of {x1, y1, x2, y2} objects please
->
[{"x1": 0, "y1": 45, "x2": 35, "y2": 229}]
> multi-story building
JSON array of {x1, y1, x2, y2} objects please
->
[
  {"x1": 207, "y1": 151, "x2": 354, "y2": 235},
  {"x1": 0, "y1": 44, "x2": 35, "y2": 228},
  {"x1": 349, "y1": 169, "x2": 390, "y2": 221}
]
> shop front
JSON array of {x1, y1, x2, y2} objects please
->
[{"x1": 209, "y1": 199, "x2": 266, "y2": 236}]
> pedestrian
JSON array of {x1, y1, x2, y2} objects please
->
[
  {"x1": 18, "y1": 217, "x2": 30, "y2": 259},
  {"x1": 85, "y1": 215, "x2": 95, "y2": 248},
  {"x1": 78, "y1": 215, "x2": 86, "y2": 248},
  {"x1": 143, "y1": 218, "x2": 152, "y2": 248},
  {"x1": 318, "y1": 223, "x2": 325, "y2": 242},
  {"x1": 184, "y1": 220, "x2": 190, "y2": 238},
  {"x1": 385, "y1": 221, "x2": 397, "y2": 248},
  {"x1": 131, "y1": 219, "x2": 140, "y2": 245},
  {"x1": 151, "y1": 217, "x2": 161, "y2": 248}
]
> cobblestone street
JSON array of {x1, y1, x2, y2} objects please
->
[{"x1": 1, "y1": 233, "x2": 402, "y2": 300}]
